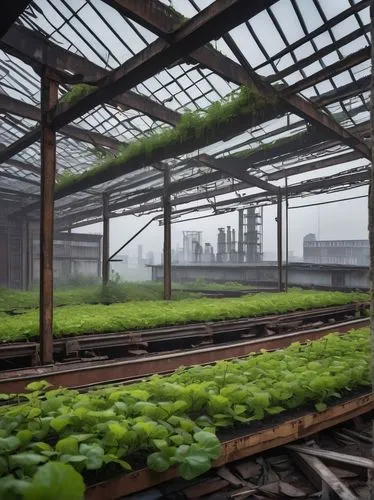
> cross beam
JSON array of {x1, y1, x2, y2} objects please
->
[
  {"x1": 198, "y1": 155, "x2": 278, "y2": 193},
  {"x1": 0, "y1": 0, "x2": 276, "y2": 170},
  {"x1": 222, "y1": 34, "x2": 371, "y2": 160},
  {"x1": 0, "y1": 93, "x2": 121, "y2": 150},
  {"x1": 0, "y1": 24, "x2": 180, "y2": 126}
]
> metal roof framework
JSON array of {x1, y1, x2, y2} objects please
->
[{"x1": 0, "y1": 0, "x2": 371, "y2": 229}]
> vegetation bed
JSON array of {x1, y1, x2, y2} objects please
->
[
  {"x1": 0, "y1": 290, "x2": 367, "y2": 342},
  {"x1": 0, "y1": 282, "x2": 196, "y2": 312},
  {"x1": 0, "y1": 280, "x2": 251, "y2": 313},
  {"x1": 0, "y1": 328, "x2": 370, "y2": 498}
]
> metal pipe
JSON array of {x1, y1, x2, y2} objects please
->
[
  {"x1": 39, "y1": 72, "x2": 58, "y2": 365},
  {"x1": 277, "y1": 189, "x2": 283, "y2": 292},
  {"x1": 108, "y1": 217, "x2": 156, "y2": 262},
  {"x1": 163, "y1": 167, "x2": 171, "y2": 300},
  {"x1": 102, "y1": 193, "x2": 110, "y2": 285}
]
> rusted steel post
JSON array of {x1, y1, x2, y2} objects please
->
[
  {"x1": 40, "y1": 72, "x2": 58, "y2": 365},
  {"x1": 369, "y1": 1, "x2": 374, "y2": 496},
  {"x1": 102, "y1": 193, "x2": 110, "y2": 285},
  {"x1": 285, "y1": 174, "x2": 289, "y2": 292},
  {"x1": 277, "y1": 188, "x2": 283, "y2": 292},
  {"x1": 163, "y1": 167, "x2": 172, "y2": 300}
]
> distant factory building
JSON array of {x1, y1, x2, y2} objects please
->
[{"x1": 303, "y1": 233, "x2": 369, "y2": 266}]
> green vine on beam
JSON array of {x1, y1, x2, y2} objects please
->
[
  {"x1": 56, "y1": 85, "x2": 276, "y2": 189},
  {"x1": 59, "y1": 84, "x2": 98, "y2": 106}
]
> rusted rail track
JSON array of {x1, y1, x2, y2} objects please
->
[
  {"x1": 85, "y1": 393, "x2": 373, "y2": 500},
  {"x1": 0, "y1": 316, "x2": 368, "y2": 394},
  {"x1": 0, "y1": 302, "x2": 367, "y2": 365}
]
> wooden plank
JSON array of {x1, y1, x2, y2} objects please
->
[
  {"x1": 85, "y1": 394, "x2": 373, "y2": 499},
  {"x1": 294, "y1": 452, "x2": 358, "y2": 500},
  {"x1": 286, "y1": 445, "x2": 374, "y2": 469}
]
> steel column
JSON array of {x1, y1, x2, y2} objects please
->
[
  {"x1": 238, "y1": 209, "x2": 244, "y2": 263},
  {"x1": 163, "y1": 167, "x2": 172, "y2": 300},
  {"x1": 276, "y1": 189, "x2": 283, "y2": 292},
  {"x1": 102, "y1": 193, "x2": 110, "y2": 285},
  {"x1": 39, "y1": 72, "x2": 58, "y2": 365},
  {"x1": 285, "y1": 174, "x2": 289, "y2": 292},
  {"x1": 369, "y1": 3, "x2": 374, "y2": 496}
]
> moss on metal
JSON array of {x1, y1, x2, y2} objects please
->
[
  {"x1": 59, "y1": 84, "x2": 98, "y2": 106},
  {"x1": 56, "y1": 85, "x2": 276, "y2": 189}
]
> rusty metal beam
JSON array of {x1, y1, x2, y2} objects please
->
[
  {"x1": 0, "y1": 24, "x2": 180, "y2": 126},
  {"x1": 286, "y1": 47, "x2": 371, "y2": 95},
  {"x1": 102, "y1": 193, "x2": 110, "y2": 286},
  {"x1": 0, "y1": 2, "x2": 31, "y2": 38},
  {"x1": 52, "y1": 0, "x2": 277, "y2": 130},
  {"x1": 222, "y1": 34, "x2": 371, "y2": 159},
  {"x1": 163, "y1": 167, "x2": 171, "y2": 300},
  {"x1": 104, "y1": 0, "x2": 249, "y2": 85},
  {"x1": 0, "y1": 0, "x2": 275, "y2": 172},
  {"x1": 39, "y1": 73, "x2": 58, "y2": 365},
  {"x1": 0, "y1": 93, "x2": 121, "y2": 150},
  {"x1": 268, "y1": 151, "x2": 362, "y2": 180},
  {"x1": 277, "y1": 189, "x2": 283, "y2": 292},
  {"x1": 267, "y1": 23, "x2": 371, "y2": 83},
  {"x1": 199, "y1": 155, "x2": 278, "y2": 192},
  {"x1": 312, "y1": 75, "x2": 370, "y2": 108}
]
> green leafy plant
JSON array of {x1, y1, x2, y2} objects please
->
[
  {"x1": 0, "y1": 328, "x2": 370, "y2": 497},
  {"x1": 59, "y1": 84, "x2": 98, "y2": 106},
  {"x1": 0, "y1": 290, "x2": 367, "y2": 342},
  {"x1": 55, "y1": 85, "x2": 276, "y2": 190}
]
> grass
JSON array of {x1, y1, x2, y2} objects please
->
[
  {"x1": 0, "y1": 290, "x2": 368, "y2": 342},
  {"x1": 56, "y1": 85, "x2": 276, "y2": 189}
]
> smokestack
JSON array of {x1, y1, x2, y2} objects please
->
[
  {"x1": 226, "y1": 226, "x2": 231, "y2": 262},
  {"x1": 238, "y1": 209, "x2": 244, "y2": 262}
]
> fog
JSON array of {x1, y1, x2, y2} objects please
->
[{"x1": 76, "y1": 184, "x2": 368, "y2": 264}]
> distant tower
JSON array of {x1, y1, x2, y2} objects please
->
[{"x1": 137, "y1": 244, "x2": 143, "y2": 267}]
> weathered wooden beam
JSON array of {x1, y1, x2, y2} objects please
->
[
  {"x1": 291, "y1": 451, "x2": 358, "y2": 500},
  {"x1": 286, "y1": 445, "x2": 374, "y2": 469},
  {"x1": 312, "y1": 75, "x2": 370, "y2": 108},
  {"x1": 39, "y1": 72, "x2": 58, "y2": 365}
]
